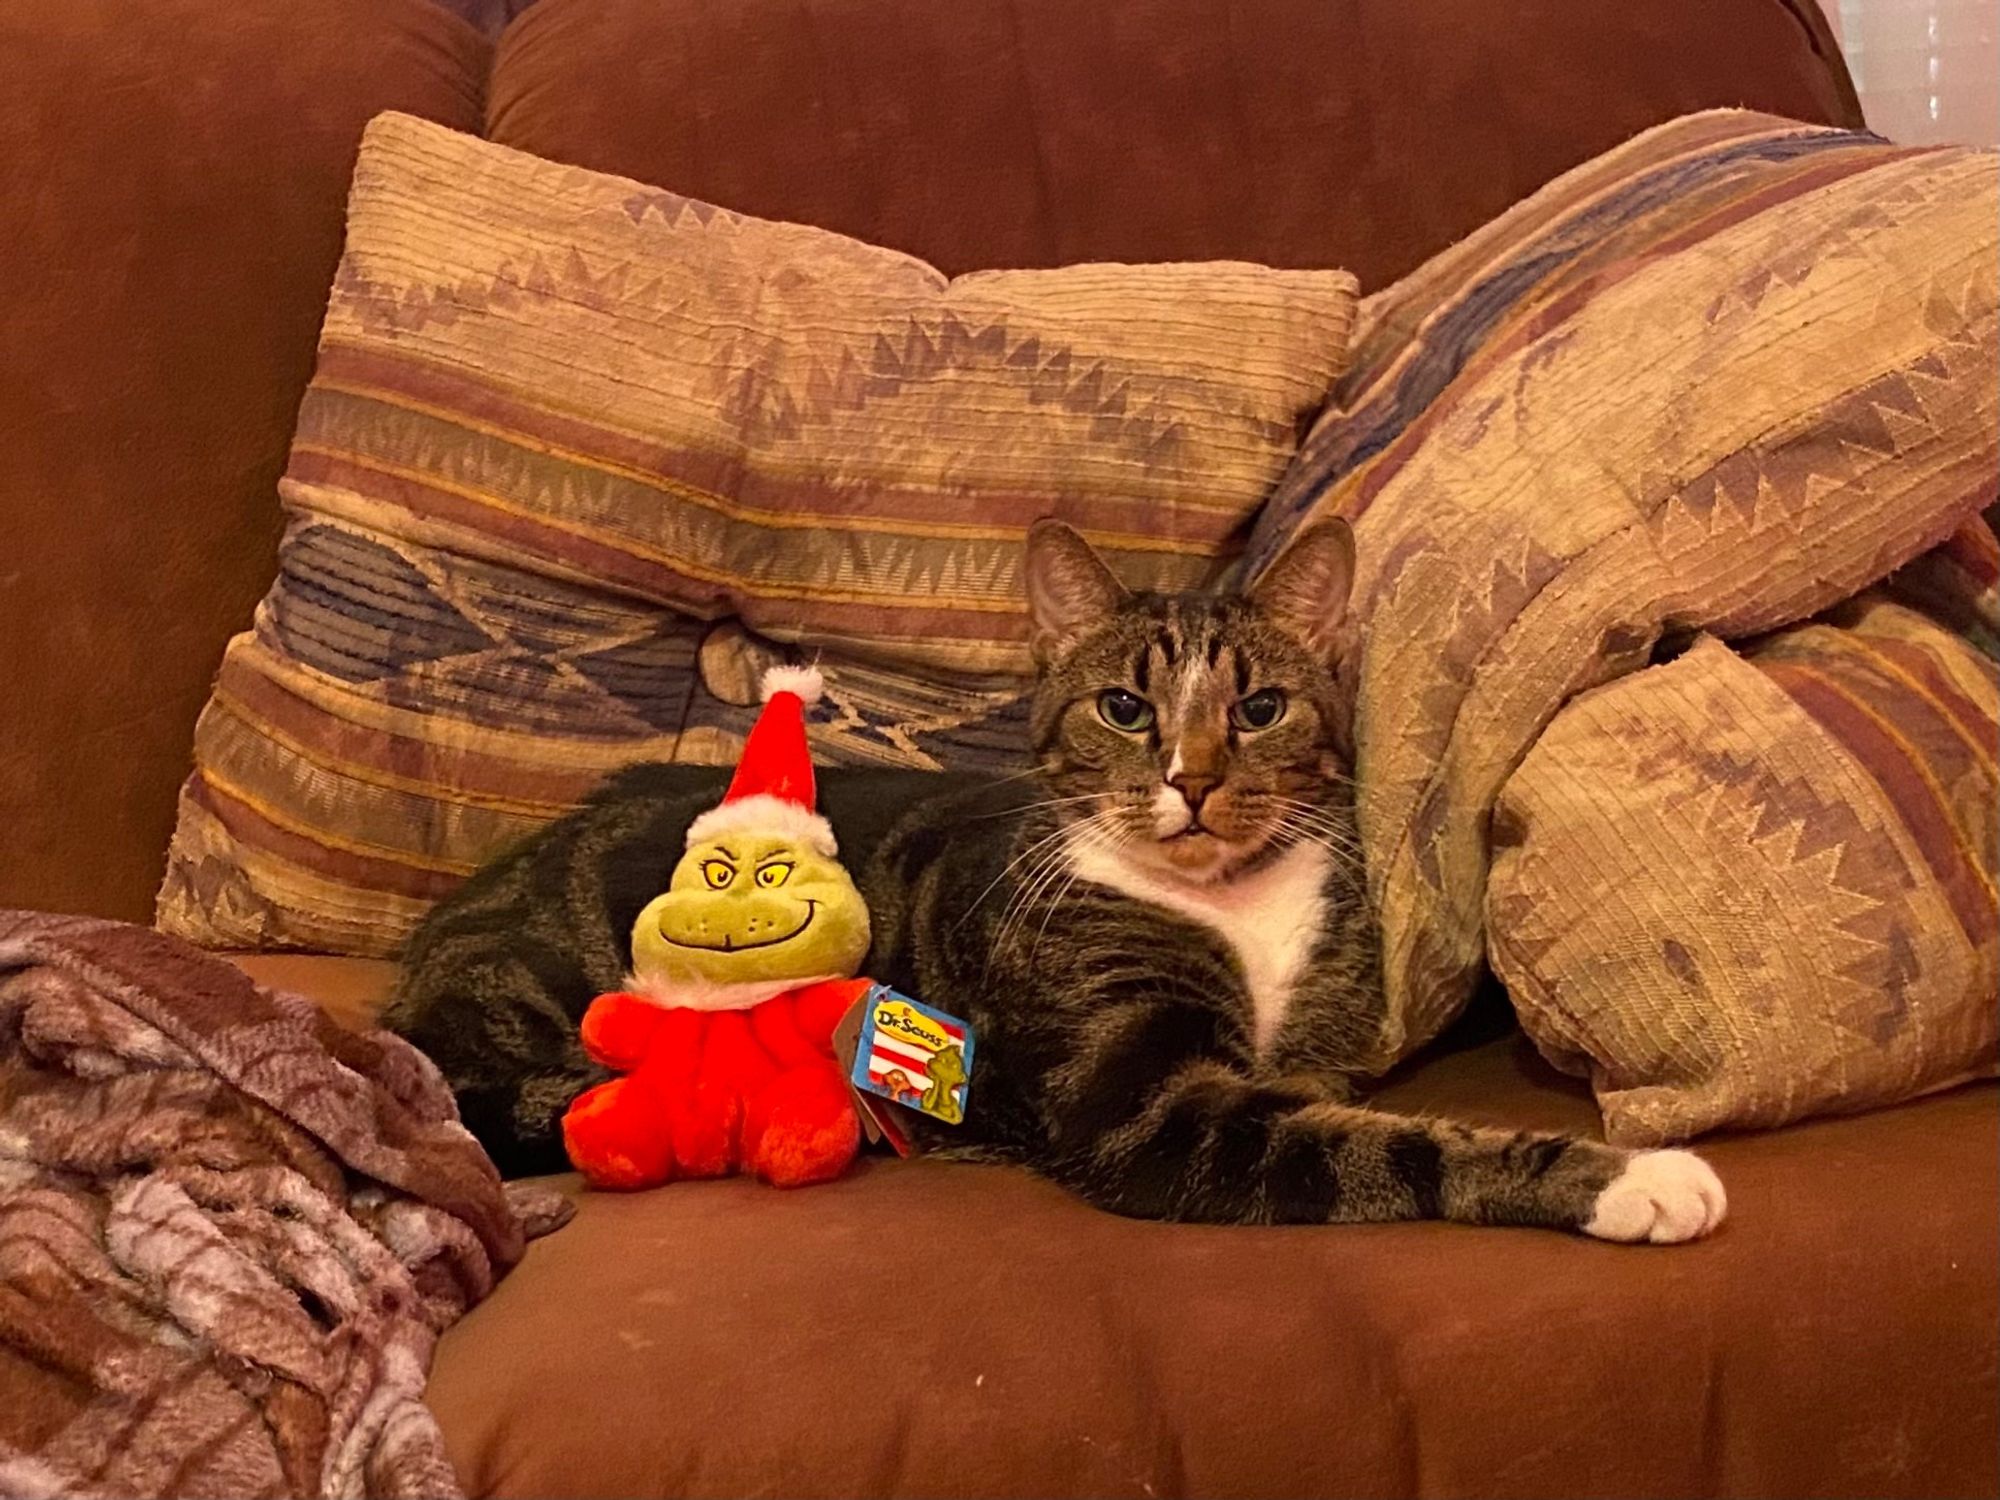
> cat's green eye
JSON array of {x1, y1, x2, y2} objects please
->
[
  {"x1": 701, "y1": 860, "x2": 735, "y2": 890},
  {"x1": 1097, "y1": 689, "x2": 1155, "y2": 733},
  {"x1": 1231, "y1": 688, "x2": 1287, "y2": 731}
]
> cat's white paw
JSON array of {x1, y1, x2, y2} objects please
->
[{"x1": 1584, "y1": 1149, "x2": 1727, "y2": 1244}]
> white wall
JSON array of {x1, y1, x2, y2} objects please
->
[{"x1": 1822, "y1": 0, "x2": 1999, "y2": 144}]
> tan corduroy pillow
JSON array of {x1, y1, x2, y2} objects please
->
[
  {"x1": 157, "y1": 112, "x2": 1358, "y2": 956},
  {"x1": 1489, "y1": 562, "x2": 1999, "y2": 1145}
]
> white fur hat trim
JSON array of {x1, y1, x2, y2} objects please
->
[
  {"x1": 761, "y1": 664, "x2": 825, "y2": 705},
  {"x1": 684, "y1": 791, "x2": 838, "y2": 856}
]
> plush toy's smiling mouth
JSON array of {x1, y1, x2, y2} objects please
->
[{"x1": 662, "y1": 900, "x2": 817, "y2": 953}]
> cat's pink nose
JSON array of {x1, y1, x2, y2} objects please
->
[{"x1": 1169, "y1": 773, "x2": 1220, "y2": 815}]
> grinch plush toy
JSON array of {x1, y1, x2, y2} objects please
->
[{"x1": 561, "y1": 667, "x2": 874, "y2": 1191}]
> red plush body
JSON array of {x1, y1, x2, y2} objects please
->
[{"x1": 561, "y1": 977, "x2": 872, "y2": 1191}]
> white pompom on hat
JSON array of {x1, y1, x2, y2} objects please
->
[{"x1": 683, "y1": 665, "x2": 837, "y2": 856}]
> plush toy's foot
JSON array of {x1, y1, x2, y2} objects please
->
[
  {"x1": 745, "y1": 1064, "x2": 861, "y2": 1188},
  {"x1": 562, "y1": 1078, "x2": 675, "y2": 1191},
  {"x1": 671, "y1": 1081, "x2": 742, "y2": 1180}
]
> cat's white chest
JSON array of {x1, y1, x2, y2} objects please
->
[{"x1": 1064, "y1": 838, "x2": 1331, "y2": 1053}]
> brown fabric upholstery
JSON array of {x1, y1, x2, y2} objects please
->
[
  {"x1": 229, "y1": 953, "x2": 399, "y2": 1033},
  {"x1": 0, "y1": 0, "x2": 487, "y2": 925},
  {"x1": 439, "y1": 1087, "x2": 1993, "y2": 1500},
  {"x1": 0, "y1": 0, "x2": 1859, "y2": 929},
  {"x1": 227, "y1": 954, "x2": 1999, "y2": 1500},
  {"x1": 488, "y1": 0, "x2": 1860, "y2": 289}
]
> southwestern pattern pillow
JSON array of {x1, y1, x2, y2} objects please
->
[
  {"x1": 158, "y1": 112, "x2": 1358, "y2": 956},
  {"x1": 1489, "y1": 536, "x2": 1999, "y2": 1145},
  {"x1": 1243, "y1": 110, "x2": 1999, "y2": 1073}
]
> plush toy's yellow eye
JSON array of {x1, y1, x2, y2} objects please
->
[
  {"x1": 701, "y1": 860, "x2": 735, "y2": 890},
  {"x1": 755, "y1": 862, "x2": 792, "y2": 889}
]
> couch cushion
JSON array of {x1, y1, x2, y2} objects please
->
[
  {"x1": 487, "y1": 0, "x2": 1860, "y2": 290},
  {"x1": 223, "y1": 950, "x2": 1998, "y2": 1498},
  {"x1": 428, "y1": 1057, "x2": 1997, "y2": 1500},
  {"x1": 1243, "y1": 113, "x2": 2000, "y2": 1075},
  {"x1": 227, "y1": 952, "x2": 399, "y2": 1033}
]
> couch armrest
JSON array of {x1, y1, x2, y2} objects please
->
[{"x1": 0, "y1": 0, "x2": 487, "y2": 922}]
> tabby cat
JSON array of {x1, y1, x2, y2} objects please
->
[{"x1": 388, "y1": 520, "x2": 1725, "y2": 1242}]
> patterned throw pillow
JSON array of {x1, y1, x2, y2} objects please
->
[
  {"x1": 1242, "y1": 110, "x2": 1998, "y2": 1074},
  {"x1": 1489, "y1": 537, "x2": 1998, "y2": 1145},
  {"x1": 157, "y1": 112, "x2": 1358, "y2": 956}
]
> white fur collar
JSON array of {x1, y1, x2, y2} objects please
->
[{"x1": 622, "y1": 969, "x2": 843, "y2": 1013}]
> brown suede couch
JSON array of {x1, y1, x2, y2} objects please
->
[{"x1": 4, "y1": 1, "x2": 1993, "y2": 1496}]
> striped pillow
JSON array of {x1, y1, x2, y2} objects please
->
[
  {"x1": 1489, "y1": 528, "x2": 1998, "y2": 1145},
  {"x1": 157, "y1": 112, "x2": 1357, "y2": 956},
  {"x1": 1244, "y1": 110, "x2": 1999, "y2": 1072}
]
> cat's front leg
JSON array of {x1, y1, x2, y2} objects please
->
[
  {"x1": 1249, "y1": 1061, "x2": 1363, "y2": 1104},
  {"x1": 1028, "y1": 977, "x2": 1724, "y2": 1239},
  {"x1": 1579, "y1": 1148, "x2": 1728, "y2": 1243}
]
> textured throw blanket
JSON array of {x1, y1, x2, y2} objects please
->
[{"x1": 0, "y1": 911, "x2": 570, "y2": 1499}]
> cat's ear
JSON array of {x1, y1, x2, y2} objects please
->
[
  {"x1": 1249, "y1": 519, "x2": 1355, "y2": 661},
  {"x1": 1025, "y1": 519, "x2": 1127, "y2": 665}
]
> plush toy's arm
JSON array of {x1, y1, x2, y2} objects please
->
[
  {"x1": 792, "y1": 977, "x2": 878, "y2": 1052},
  {"x1": 746, "y1": 978, "x2": 872, "y2": 1068},
  {"x1": 579, "y1": 991, "x2": 670, "y2": 1071}
]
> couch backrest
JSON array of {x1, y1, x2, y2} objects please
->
[
  {"x1": 0, "y1": 0, "x2": 1861, "y2": 924},
  {"x1": 487, "y1": 0, "x2": 1861, "y2": 288}
]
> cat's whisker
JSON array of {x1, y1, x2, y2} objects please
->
[
  {"x1": 1000, "y1": 823, "x2": 1111, "y2": 944},
  {"x1": 1029, "y1": 819, "x2": 1134, "y2": 961},
  {"x1": 1263, "y1": 797, "x2": 1367, "y2": 852},
  {"x1": 1258, "y1": 800, "x2": 1355, "y2": 830},
  {"x1": 1264, "y1": 800, "x2": 1360, "y2": 824},
  {"x1": 1264, "y1": 798, "x2": 1365, "y2": 845},
  {"x1": 1267, "y1": 824, "x2": 1378, "y2": 910},
  {"x1": 1280, "y1": 830, "x2": 1367, "y2": 868},
  {"x1": 983, "y1": 853, "x2": 1071, "y2": 948},
  {"x1": 979, "y1": 764, "x2": 1053, "y2": 789},
  {"x1": 969, "y1": 789, "x2": 1118, "y2": 822},
  {"x1": 1004, "y1": 809, "x2": 1129, "y2": 947},
  {"x1": 1274, "y1": 822, "x2": 1366, "y2": 864},
  {"x1": 1264, "y1": 807, "x2": 1361, "y2": 839},
  {"x1": 956, "y1": 803, "x2": 1120, "y2": 930},
  {"x1": 1265, "y1": 801, "x2": 1361, "y2": 836},
  {"x1": 985, "y1": 807, "x2": 1126, "y2": 953}
]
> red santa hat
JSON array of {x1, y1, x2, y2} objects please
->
[{"x1": 684, "y1": 665, "x2": 837, "y2": 857}]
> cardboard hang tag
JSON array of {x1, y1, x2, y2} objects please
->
[
  {"x1": 830, "y1": 984, "x2": 976, "y2": 1158},
  {"x1": 831, "y1": 994, "x2": 915, "y2": 1156}
]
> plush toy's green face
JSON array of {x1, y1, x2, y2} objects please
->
[{"x1": 630, "y1": 833, "x2": 869, "y2": 986}]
